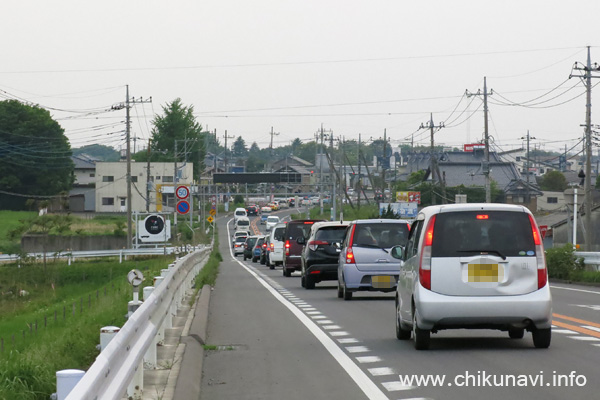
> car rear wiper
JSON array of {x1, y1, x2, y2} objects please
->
[
  {"x1": 457, "y1": 249, "x2": 506, "y2": 260},
  {"x1": 356, "y1": 243, "x2": 388, "y2": 253}
]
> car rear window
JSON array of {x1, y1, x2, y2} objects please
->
[
  {"x1": 273, "y1": 227, "x2": 285, "y2": 241},
  {"x1": 256, "y1": 237, "x2": 264, "y2": 246},
  {"x1": 267, "y1": 217, "x2": 279, "y2": 223},
  {"x1": 237, "y1": 220, "x2": 250, "y2": 226},
  {"x1": 235, "y1": 210, "x2": 246, "y2": 215},
  {"x1": 246, "y1": 237, "x2": 257, "y2": 247},
  {"x1": 315, "y1": 226, "x2": 347, "y2": 241},
  {"x1": 286, "y1": 222, "x2": 314, "y2": 241},
  {"x1": 235, "y1": 236, "x2": 247, "y2": 243},
  {"x1": 431, "y1": 211, "x2": 535, "y2": 257},
  {"x1": 353, "y1": 223, "x2": 409, "y2": 248}
]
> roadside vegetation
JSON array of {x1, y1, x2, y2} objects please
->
[
  {"x1": 546, "y1": 244, "x2": 600, "y2": 283},
  {"x1": 0, "y1": 255, "x2": 175, "y2": 400}
]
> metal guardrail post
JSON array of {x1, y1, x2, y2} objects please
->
[
  {"x1": 56, "y1": 370, "x2": 85, "y2": 400},
  {"x1": 100, "y1": 326, "x2": 120, "y2": 351},
  {"x1": 126, "y1": 360, "x2": 143, "y2": 398}
]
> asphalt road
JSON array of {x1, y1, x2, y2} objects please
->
[{"x1": 200, "y1": 208, "x2": 600, "y2": 400}]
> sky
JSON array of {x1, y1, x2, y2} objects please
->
[{"x1": 1, "y1": 0, "x2": 599, "y2": 157}]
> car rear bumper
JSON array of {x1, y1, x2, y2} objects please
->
[
  {"x1": 306, "y1": 263, "x2": 338, "y2": 281},
  {"x1": 341, "y1": 264, "x2": 398, "y2": 292},
  {"x1": 270, "y1": 251, "x2": 283, "y2": 262},
  {"x1": 414, "y1": 284, "x2": 553, "y2": 330},
  {"x1": 284, "y1": 255, "x2": 302, "y2": 271}
]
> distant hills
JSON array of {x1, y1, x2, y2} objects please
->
[{"x1": 72, "y1": 144, "x2": 120, "y2": 162}]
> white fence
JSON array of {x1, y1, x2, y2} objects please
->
[
  {"x1": 0, "y1": 246, "x2": 208, "y2": 264},
  {"x1": 62, "y1": 246, "x2": 211, "y2": 400},
  {"x1": 574, "y1": 251, "x2": 600, "y2": 271}
]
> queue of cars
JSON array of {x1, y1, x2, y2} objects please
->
[{"x1": 232, "y1": 202, "x2": 552, "y2": 350}]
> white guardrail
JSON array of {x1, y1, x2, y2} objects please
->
[
  {"x1": 574, "y1": 251, "x2": 600, "y2": 270},
  {"x1": 61, "y1": 246, "x2": 211, "y2": 400},
  {"x1": 0, "y1": 247, "x2": 204, "y2": 263}
]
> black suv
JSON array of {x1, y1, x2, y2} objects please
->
[
  {"x1": 246, "y1": 205, "x2": 259, "y2": 216},
  {"x1": 300, "y1": 221, "x2": 349, "y2": 289}
]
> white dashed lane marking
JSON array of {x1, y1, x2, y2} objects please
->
[
  {"x1": 346, "y1": 346, "x2": 370, "y2": 353},
  {"x1": 356, "y1": 356, "x2": 382, "y2": 364},
  {"x1": 381, "y1": 381, "x2": 416, "y2": 391},
  {"x1": 368, "y1": 367, "x2": 396, "y2": 376}
]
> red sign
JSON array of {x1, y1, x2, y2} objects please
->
[
  {"x1": 539, "y1": 225, "x2": 548, "y2": 239},
  {"x1": 176, "y1": 185, "x2": 190, "y2": 200},
  {"x1": 463, "y1": 143, "x2": 486, "y2": 152}
]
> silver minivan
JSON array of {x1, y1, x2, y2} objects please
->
[
  {"x1": 394, "y1": 203, "x2": 552, "y2": 350},
  {"x1": 337, "y1": 219, "x2": 411, "y2": 300}
]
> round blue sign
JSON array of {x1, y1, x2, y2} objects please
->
[{"x1": 176, "y1": 200, "x2": 190, "y2": 214}]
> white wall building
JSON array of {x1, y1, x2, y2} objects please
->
[{"x1": 95, "y1": 161, "x2": 194, "y2": 213}]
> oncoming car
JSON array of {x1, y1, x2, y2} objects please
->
[{"x1": 393, "y1": 203, "x2": 552, "y2": 350}]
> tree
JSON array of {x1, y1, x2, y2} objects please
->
[
  {"x1": 540, "y1": 170, "x2": 568, "y2": 191},
  {"x1": 73, "y1": 144, "x2": 119, "y2": 161},
  {"x1": 291, "y1": 138, "x2": 302, "y2": 154},
  {"x1": 147, "y1": 99, "x2": 206, "y2": 180},
  {"x1": 0, "y1": 100, "x2": 74, "y2": 210},
  {"x1": 232, "y1": 136, "x2": 248, "y2": 157}
]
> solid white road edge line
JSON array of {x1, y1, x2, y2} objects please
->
[
  {"x1": 226, "y1": 219, "x2": 390, "y2": 400},
  {"x1": 550, "y1": 285, "x2": 600, "y2": 295}
]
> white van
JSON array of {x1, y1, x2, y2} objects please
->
[
  {"x1": 234, "y1": 208, "x2": 247, "y2": 224},
  {"x1": 235, "y1": 216, "x2": 251, "y2": 232},
  {"x1": 267, "y1": 223, "x2": 286, "y2": 268}
]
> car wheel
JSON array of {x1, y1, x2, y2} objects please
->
[
  {"x1": 413, "y1": 310, "x2": 430, "y2": 350},
  {"x1": 508, "y1": 328, "x2": 525, "y2": 339},
  {"x1": 252, "y1": 257, "x2": 257, "y2": 262},
  {"x1": 301, "y1": 272, "x2": 306, "y2": 288},
  {"x1": 532, "y1": 328, "x2": 551, "y2": 348},
  {"x1": 396, "y1": 301, "x2": 411, "y2": 340},
  {"x1": 243, "y1": 255, "x2": 247, "y2": 261},
  {"x1": 260, "y1": 256, "x2": 266, "y2": 265},
  {"x1": 337, "y1": 282, "x2": 343, "y2": 298},
  {"x1": 305, "y1": 275, "x2": 315, "y2": 290},
  {"x1": 343, "y1": 284, "x2": 352, "y2": 300},
  {"x1": 266, "y1": 256, "x2": 271, "y2": 267},
  {"x1": 283, "y1": 268, "x2": 291, "y2": 277}
]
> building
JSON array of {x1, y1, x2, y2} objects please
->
[
  {"x1": 69, "y1": 154, "x2": 98, "y2": 212},
  {"x1": 95, "y1": 161, "x2": 194, "y2": 213}
]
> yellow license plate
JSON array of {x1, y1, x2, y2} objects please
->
[
  {"x1": 468, "y1": 264, "x2": 499, "y2": 282},
  {"x1": 372, "y1": 275, "x2": 393, "y2": 288}
]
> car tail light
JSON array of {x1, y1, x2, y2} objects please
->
[
  {"x1": 419, "y1": 215, "x2": 436, "y2": 290},
  {"x1": 262, "y1": 243, "x2": 267, "y2": 249},
  {"x1": 345, "y1": 247, "x2": 356, "y2": 264},
  {"x1": 347, "y1": 225, "x2": 357, "y2": 247},
  {"x1": 270, "y1": 243, "x2": 274, "y2": 251},
  {"x1": 529, "y1": 214, "x2": 547, "y2": 289},
  {"x1": 285, "y1": 240, "x2": 290, "y2": 256},
  {"x1": 308, "y1": 240, "x2": 328, "y2": 251}
]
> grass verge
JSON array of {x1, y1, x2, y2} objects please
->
[{"x1": 0, "y1": 256, "x2": 174, "y2": 400}]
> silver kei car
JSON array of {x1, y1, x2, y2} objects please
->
[
  {"x1": 393, "y1": 203, "x2": 552, "y2": 350},
  {"x1": 337, "y1": 219, "x2": 411, "y2": 300}
]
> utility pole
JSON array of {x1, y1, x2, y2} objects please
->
[
  {"x1": 269, "y1": 127, "x2": 280, "y2": 172},
  {"x1": 570, "y1": 46, "x2": 600, "y2": 250},
  {"x1": 382, "y1": 129, "x2": 388, "y2": 199},
  {"x1": 223, "y1": 130, "x2": 234, "y2": 202},
  {"x1": 419, "y1": 114, "x2": 444, "y2": 205},
  {"x1": 115, "y1": 85, "x2": 152, "y2": 249},
  {"x1": 466, "y1": 77, "x2": 493, "y2": 203},
  {"x1": 146, "y1": 139, "x2": 151, "y2": 212},
  {"x1": 357, "y1": 133, "x2": 362, "y2": 211},
  {"x1": 521, "y1": 130, "x2": 536, "y2": 205}
]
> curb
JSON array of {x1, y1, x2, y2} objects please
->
[{"x1": 171, "y1": 284, "x2": 212, "y2": 400}]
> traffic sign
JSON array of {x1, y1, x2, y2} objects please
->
[
  {"x1": 176, "y1": 185, "x2": 190, "y2": 200},
  {"x1": 207, "y1": 216, "x2": 214, "y2": 224},
  {"x1": 209, "y1": 208, "x2": 216, "y2": 216},
  {"x1": 176, "y1": 200, "x2": 190, "y2": 214},
  {"x1": 539, "y1": 225, "x2": 548, "y2": 239}
]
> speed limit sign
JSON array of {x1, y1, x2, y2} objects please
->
[{"x1": 176, "y1": 185, "x2": 190, "y2": 199}]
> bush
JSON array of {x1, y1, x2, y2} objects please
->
[{"x1": 545, "y1": 244, "x2": 584, "y2": 280}]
